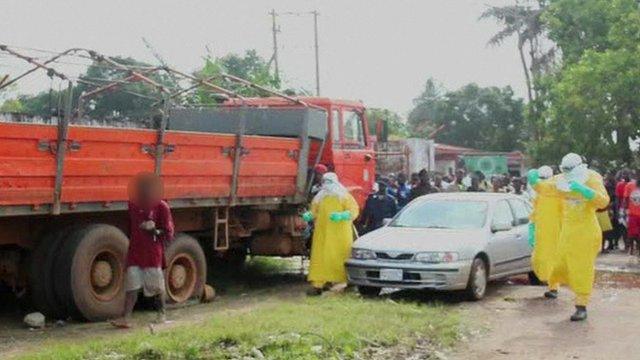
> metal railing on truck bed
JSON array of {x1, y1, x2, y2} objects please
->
[{"x1": 0, "y1": 45, "x2": 328, "y2": 217}]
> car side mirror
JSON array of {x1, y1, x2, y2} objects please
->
[
  {"x1": 382, "y1": 218, "x2": 393, "y2": 226},
  {"x1": 491, "y1": 221, "x2": 512, "y2": 233}
]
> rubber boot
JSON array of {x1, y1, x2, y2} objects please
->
[
  {"x1": 570, "y1": 306, "x2": 587, "y2": 321},
  {"x1": 544, "y1": 289, "x2": 558, "y2": 299}
]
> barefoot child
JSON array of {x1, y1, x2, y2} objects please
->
[{"x1": 111, "y1": 173, "x2": 174, "y2": 328}]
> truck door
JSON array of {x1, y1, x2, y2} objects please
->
[{"x1": 331, "y1": 107, "x2": 374, "y2": 207}]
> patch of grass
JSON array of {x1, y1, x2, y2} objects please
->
[{"x1": 20, "y1": 294, "x2": 461, "y2": 360}]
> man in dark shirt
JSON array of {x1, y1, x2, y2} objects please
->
[
  {"x1": 394, "y1": 173, "x2": 411, "y2": 208},
  {"x1": 409, "y1": 169, "x2": 436, "y2": 201},
  {"x1": 112, "y1": 173, "x2": 175, "y2": 328},
  {"x1": 361, "y1": 181, "x2": 398, "y2": 233},
  {"x1": 466, "y1": 176, "x2": 485, "y2": 192}
]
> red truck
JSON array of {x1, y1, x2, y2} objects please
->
[{"x1": 0, "y1": 96, "x2": 375, "y2": 321}]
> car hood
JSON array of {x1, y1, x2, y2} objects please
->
[{"x1": 353, "y1": 226, "x2": 486, "y2": 253}]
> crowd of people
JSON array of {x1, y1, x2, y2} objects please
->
[{"x1": 359, "y1": 167, "x2": 530, "y2": 233}]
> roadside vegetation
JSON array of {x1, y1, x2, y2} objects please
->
[
  {"x1": 20, "y1": 258, "x2": 461, "y2": 359},
  {"x1": 19, "y1": 292, "x2": 461, "y2": 360}
]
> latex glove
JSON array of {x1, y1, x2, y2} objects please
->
[
  {"x1": 527, "y1": 169, "x2": 540, "y2": 186},
  {"x1": 329, "y1": 211, "x2": 352, "y2": 222},
  {"x1": 569, "y1": 181, "x2": 595, "y2": 200},
  {"x1": 302, "y1": 211, "x2": 313, "y2": 222},
  {"x1": 528, "y1": 223, "x2": 536, "y2": 248}
]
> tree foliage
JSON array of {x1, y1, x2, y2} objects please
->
[
  {"x1": 408, "y1": 80, "x2": 525, "y2": 152},
  {"x1": 366, "y1": 108, "x2": 408, "y2": 140},
  {"x1": 528, "y1": 0, "x2": 640, "y2": 166},
  {"x1": 193, "y1": 50, "x2": 280, "y2": 103}
]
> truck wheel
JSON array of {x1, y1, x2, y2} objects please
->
[
  {"x1": 165, "y1": 234, "x2": 206, "y2": 304},
  {"x1": 465, "y1": 257, "x2": 488, "y2": 301},
  {"x1": 29, "y1": 230, "x2": 68, "y2": 319},
  {"x1": 54, "y1": 225, "x2": 128, "y2": 321}
]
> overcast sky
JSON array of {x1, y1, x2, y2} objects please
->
[{"x1": 1, "y1": 0, "x2": 523, "y2": 116}]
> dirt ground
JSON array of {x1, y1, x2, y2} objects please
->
[
  {"x1": 1, "y1": 253, "x2": 639, "y2": 359},
  {"x1": 450, "y1": 253, "x2": 640, "y2": 360},
  {"x1": 0, "y1": 269, "x2": 308, "y2": 359}
]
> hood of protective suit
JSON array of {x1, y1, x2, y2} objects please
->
[
  {"x1": 557, "y1": 153, "x2": 589, "y2": 191},
  {"x1": 312, "y1": 172, "x2": 349, "y2": 203}
]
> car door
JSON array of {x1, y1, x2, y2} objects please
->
[
  {"x1": 507, "y1": 198, "x2": 533, "y2": 271},
  {"x1": 487, "y1": 200, "x2": 519, "y2": 276}
]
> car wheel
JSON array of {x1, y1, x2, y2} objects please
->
[
  {"x1": 528, "y1": 271, "x2": 542, "y2": 286},
  {"x1": 465, "y1": 258, "x2": 488, "y2": 301},
  {"x1": 357, "y1": 286, "x2": 381, "y2": 297}
]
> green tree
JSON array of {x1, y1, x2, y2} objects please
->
[
  {"x1": 481, "y1": 1, "x2": 553, "y2": 104},
  {"x1": 532, "y1": 0, "x2": 640, "y2": 165},
  {"x1": 526, "y1": 0, "x2": 640, "y2": 166},
  {"x1": 366, "y1": 108, "x2": 408, "y2": 140},
  {"x1": 193, "y1": 50, "x2": 280, "y2": 103},
  {"x1": 0, "y1": 98, "x2": 24, "y2": 113},
  {"x1": 409, "y1": 81, "x2": 525, "y2": 151}
]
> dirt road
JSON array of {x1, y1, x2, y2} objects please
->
[{"x1": 450, "y1": 254, "x2": 640, "y2": 360}]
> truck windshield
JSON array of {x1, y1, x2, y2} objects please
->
[{"x1": 390, "y1": 200, "x2": 487, "y2": 230}]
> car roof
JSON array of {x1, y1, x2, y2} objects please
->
[{"x1": 414, "y1": 192, "x2": 522, "y2": 203}]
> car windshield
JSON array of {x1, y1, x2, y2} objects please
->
[{"x1": 390, "y1": 200, "x2": 487, "y2": 229}]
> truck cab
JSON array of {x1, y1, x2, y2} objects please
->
[
  {"x1": 310, "y1": 98, "x2": 375, "y2": 207},
  {"x1": 227, "y1": 97, "x2": 375, "y2": 208}
]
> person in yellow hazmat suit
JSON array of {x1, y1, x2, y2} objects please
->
[
  {"x1": 302, "y1": 172, "x2": 359, "y2": 296},
  {"x1": 528, "y1": 165, "x2": 563, "y2": 299},
  {"x1": 530, "y1": 153, "x2": 609, "y2": 321}
]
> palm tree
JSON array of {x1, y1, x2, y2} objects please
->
[{"x1": 480, "y1": 1, "x2": 553, "y2": 104}]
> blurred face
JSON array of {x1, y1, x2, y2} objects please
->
[{"x1": 397, "y1": 173, "x2": 407, "y2": 184}]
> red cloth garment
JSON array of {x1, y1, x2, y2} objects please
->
[
  {"x1": 126, "y1": 200, "x2": 175, "y2": 268},
  {"x1": 616, "y1": 181, "x2": 628, "y2": 204},
  {"x1": 628, "y1": 215, "x2": 640, "y2": 238}
]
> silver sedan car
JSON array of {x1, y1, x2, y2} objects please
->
[{"x1": 346, "y1": 192, "x2": 534, "y2": 300}]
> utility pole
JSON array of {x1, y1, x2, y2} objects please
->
[
  {"x1": 312, "y1": 10, "x2": 320, "y2": 96},
  {"x1": 271, "y1": 10, "x2": 320, "y2": 95},
  {"x1": 269, "y1": 9, "x2": 280, "y2": 81}
]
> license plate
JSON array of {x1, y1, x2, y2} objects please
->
[{"x1": 379, "y1": 268, "x2": 403, "y2": 281}]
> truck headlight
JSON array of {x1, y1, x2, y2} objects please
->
[
  {"x1": 352, "y1": 248, "x2": 377, "y2": 260},
  {"x1": 413, "y1": 252, "x2": 459, "y2": 263}
]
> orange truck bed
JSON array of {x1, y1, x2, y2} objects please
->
[{"x1": 0, "y1": 122, "x2": 304, "y2": 216}]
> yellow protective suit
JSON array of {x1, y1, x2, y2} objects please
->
[
  {"x1": 308, "y1": 193, "x2": 359, "y2": 288},
  {"x1": 548, "y1": 170, "x2": 609, "y2": 306},
  {"x1": 530, "y1": 177, "x2": 563, "y2": 288}
]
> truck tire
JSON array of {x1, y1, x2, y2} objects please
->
[
  {"x1": 54, "y1": 225, "x2": 128, "y2": 321},
  {"x1": 165, "y1": 234, "x2": 206, "y2": 304},
  {"x1": 28, "y1": 229, "x2": 69, "y2": 319}
]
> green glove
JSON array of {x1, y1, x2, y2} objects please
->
[
  {"x1": 302, "y1": 211, "x2": 313, "y2": 222},
  {"x1": 329, "y1": 211, "x2": 352, "y2": 222},
  {"x1": 528, "y1": 223, "x2": 536, "y2": 248},
  {"x1": 527, "y1": 169, "x2": 540, "y2": 186},
  {"x1": 569, "y1": 181, "x2": 595, "y2": 200}
]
